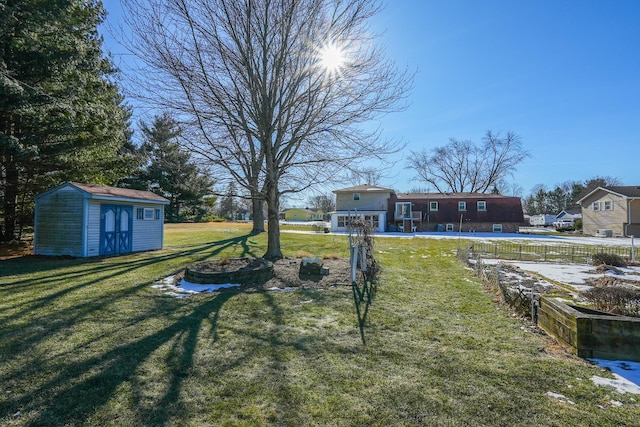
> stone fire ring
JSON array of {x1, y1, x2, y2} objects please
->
[{"x1": 184, "y1": 258, "x2": 274, "y2": 285}]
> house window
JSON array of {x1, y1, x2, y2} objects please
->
[
  {"x1": 593, "y1": 202, "x2": 600, "y2": 211},
  {"x1": 446, "y1": 223, "x2": 454, "y2": 232},
  {"x1": 364, "y1": 214, "x2": 380, "y2": 230},
  {"x1": 493, "y1": 224, "x2": 503, "y2": 233},
  {"x1": 458, "y1": 201, "x2": 466, "y2": 211},
  {"x1": 136, "y1": 208, "x2": 144, "y2": 220},
  {"x1": 429, "y1": 201, "x2": 438, "y2": 211},
  {"x1": 337, "y1": 215, "x2": 356, "y2": 228},
  {"x1": 477, "y1": 201, "x2": 487, "y2": 211},
  {"x1": 604, "y1": 201, "x2": 613, "y2": 211},
  {"x1": 155, "y1": 209, "x2": 161, "y2": 220},
  {"x1": 395, "y1": 202, "x2": 411, "y2": 219},
  {"x1": 353, "y1": 193, "x2": 360, "y2": 201}
]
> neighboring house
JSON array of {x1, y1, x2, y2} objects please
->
[
  {"x1": 331, "y1": 185, "x2": 392, "y2": 232},
  {"x1": 283, "y1": 208, "x2": 324, "y2": 221},
  {"x1": 556, "y1": 209, "x2": 582, "y2": 221},
  {"x1": 34, "y1": 182, "x2": 169, "y2": 257},
  {"x1": 578, "y1": 186, "x2": 640, "y2": 237},
  {"x1": 330, "y1": 185, "x2": 524, "y2": 233},
  {"x1": 389, "y1": 192, "x2": 525, "y2": 233}
]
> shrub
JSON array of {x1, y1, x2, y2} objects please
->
[
  {"x1": 583, "y1": 286, "x2": 640, "y2": 317},
  {"x1": 591, "y1": 252, "x2": 626, "y2": 267}
]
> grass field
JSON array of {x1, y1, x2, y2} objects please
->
[{"x1": 1, "y1": 223, "x2": 638, "y2": 426}]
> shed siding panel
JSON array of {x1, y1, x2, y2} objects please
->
[
  {"x1": 132, "y1": 204, "x2": 164, "y2": 252},
  {"x1": 35, "y1": 188, "x2": 84, "y2": 256},
  {"x1": 86, "y1": 201, "x2": 102, "y2": 257}
]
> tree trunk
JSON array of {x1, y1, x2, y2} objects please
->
[
  {"x1": 2, "y1": 159, "x2": 18, "y2": 242},
  {"x1": 251, "y1": 193, "x2": 265, "y2": 234},
  {"x1": 263, "y1": 181, "x2": 282, "y2": 260}
]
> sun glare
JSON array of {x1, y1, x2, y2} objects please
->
[{"x1": 319, "y1": 42, "x2": 346, "y2": 75}]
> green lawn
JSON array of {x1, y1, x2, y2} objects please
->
[{"x1": 1, "y1": 223, "x2": 637, "y2": 426}]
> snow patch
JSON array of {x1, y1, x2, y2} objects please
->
[
  {"x1": 590, "y1": 359, "x2": 640, "y2": 394},
  {"x1": 546, "y1": 391, "x2": 575, "y2": 405},
  {"x1": 152, "y1": 275, "x2": 241, "y2": 298}
]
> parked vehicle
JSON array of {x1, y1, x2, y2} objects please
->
[
  {"x1": 553, "y1": 219, "x2": 574, "y2": 229},
  {"x1": 529, "y1": 214, "x2": 556, "y2": 227}
]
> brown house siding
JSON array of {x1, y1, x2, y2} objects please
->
[{"x1": 388, "y1": 193, "x2": 524, "y2": 232}]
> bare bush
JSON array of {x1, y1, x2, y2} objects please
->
[
  {"x1": 591, "y1": 252, "x2": 627, "y2": 267},
  {"x1": 583, "y1": 286, "x2": 640, "y2": 317}
]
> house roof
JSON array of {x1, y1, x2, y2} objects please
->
[
  {"x1": 394, "y1": 192, "x2": 521, "y2": 201},
  {"x1": 577, "y1": 186, "x2": 640, "y2": 203},
  {"x1": 333, "y1": 184, "x2": 394, "y2": 193},
  {"x1": 283, "y1": 207, "x2": 322, "y2": 214}
]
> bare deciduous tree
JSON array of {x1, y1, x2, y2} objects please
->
[
  {"x1": 408, "y1": 130, "x2": 529, "y2": 194},
  {"x1": 122, "y1": 0, "x2": 411, "y2": 259}
]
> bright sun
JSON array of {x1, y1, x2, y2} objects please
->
[{"x1": 319, "y1": 42, "x2": 346, "y2": 74}]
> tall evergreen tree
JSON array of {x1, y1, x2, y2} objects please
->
[
  {"x1": 133, "y1": 114, "x2": 213, "y2": 222},
  {"x1": 0, "y1": 0, "x2": 132, "y2": 240}
]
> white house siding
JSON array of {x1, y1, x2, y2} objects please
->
[
  {"x1": 132, "y1": 203, "x2": 165, "y2": 252},
  {"x1": 331, "y1": 211, "x2": 386, "y2": 232},
  {"x1": 35, "y1": 187, "x2": 85, "y2": 257}
]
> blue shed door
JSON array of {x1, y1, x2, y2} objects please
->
[{"x1": 100, "y1": 204, "x2": 133, "y2": 256}]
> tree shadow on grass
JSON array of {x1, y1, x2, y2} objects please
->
[
  {"x1": 2, "y1": 290, "x2": 237, "y2": 426},
  {"x1": 2, "y1": 233, "x2": 260, "y2": 279},
  {"x1": 0, "y1": 233, "x2": 264, "y2": 423}
]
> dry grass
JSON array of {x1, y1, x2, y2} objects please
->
[{"x1": 1, "y1": 225, "x2": 637, "y2": 426}]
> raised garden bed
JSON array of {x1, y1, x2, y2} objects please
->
[{"x1": 538, "y1": 296, "x2": 640, "y2": 362}]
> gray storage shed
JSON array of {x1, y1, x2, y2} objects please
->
[{"x1": 35, "y1": 182, "x2": 170, "y2": 257}]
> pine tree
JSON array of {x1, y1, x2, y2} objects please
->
[
  {"x1": 134, "y1": 114, "x2": 213, "y2": 222},
  {"x1": 0, "y1": 0, "x2": 132, "y2": 240}
]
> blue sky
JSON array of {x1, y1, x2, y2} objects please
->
[{"x1": 101, "y1": 0, "x2": 640, "y2": 196}]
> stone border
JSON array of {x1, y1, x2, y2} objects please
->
[{"x1": 184, "y1": 258, "x2": 274, "y2": 285}]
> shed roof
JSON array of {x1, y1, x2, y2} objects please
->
[
  {"x1": 70, "y1": 182, "x2": 169, "y2": 202},
  {"x1": 38, "y1": 182, "x2": 170, "y2": 204}
]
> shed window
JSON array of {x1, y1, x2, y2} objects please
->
[
  {"x1": 353, "y1": 193, "x2": 360, "y2": 201},
  {"x1": 143, "y1": 208, "x2": 154, "y2": 220},
  {"x1": 155, "y1": 209, "x2": 161, "y2": 220},
  {"x1": 477, "y1": 201, "x2": 486, "y2": 211},
  {"x1": 136, "y1": 208, "x2": 144, "y2": 219}
]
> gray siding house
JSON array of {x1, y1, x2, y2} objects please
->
[
  {"x1": 578, "y1": 186, "x2": 640, "y2": 237},
  {"x1": 35, "y1": 182, "x2": 169, "y2": 257},
  {"x1": 330, "y1": 185, "x2": 392, "y2": 232}
]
